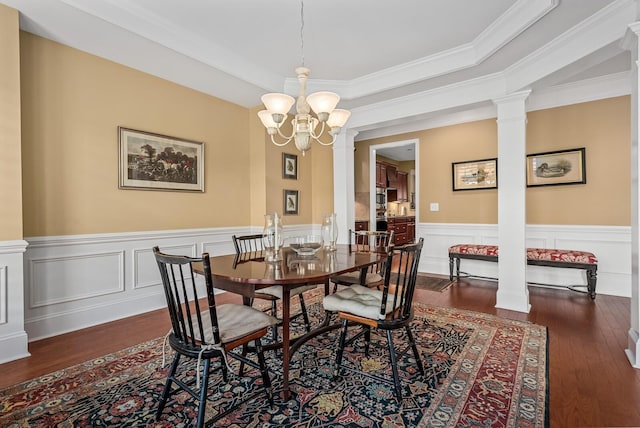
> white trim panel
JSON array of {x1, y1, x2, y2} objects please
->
[
  {"x1": 29, "y1": 251, "x2": 125, "y2": 307},
  {"x1": 23, "y1": 225, "x2": 316, "y2": 340}
]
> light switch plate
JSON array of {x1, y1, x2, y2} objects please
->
[{"x1": 430, "y1": 202, "x2": 439, "y2": 211}]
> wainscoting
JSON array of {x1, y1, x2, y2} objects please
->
[
  {"x1": 417, "y1": 223, "x2": 631, "y2": 298},
  {"x1": 18, "y1": 222, "x2": 631, "y2": 348},
  {"x1": 23, "y1": 225, "x2": 317, "y2": 342}
]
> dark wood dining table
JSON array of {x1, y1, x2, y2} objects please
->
[{"x1": 192, "y1": 244, "x2": 381, "y2": 400}]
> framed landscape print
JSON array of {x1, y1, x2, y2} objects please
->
[
  {"x1": 118, "y1": 127, "x2": 204, "y2": 192},
  {"x1": 283, "y1": 153, "x2": 298, "y2": 179},
  {"x1": 526, "y1": 148, "x2": 585, "y2": 187},
  {"x1": 452, "y1": 158, "x2": 497, "y2": 191},
  {"x1": 284, "y1": 189, "x2": 299, "y2": 215}
]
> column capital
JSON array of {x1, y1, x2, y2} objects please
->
[
  {"x1": 492, "y1": 90, "x2": 532, "y2": 106},
  {"x1": 622, "y1": 21, "x2": 640, "y2": 51},
  {"x1": 331, "y1": 128, "x2": 358, "y2": 151}
]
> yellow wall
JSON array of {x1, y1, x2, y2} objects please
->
[
  {"x1": 0, "y1": 5, "x2": 22, "y2": 240},
  {"x1": 526, "y1": 98, "x2": 630, "y2": 225},
  {"x1": 20, "y1": 33, "x2": 251, "y2": 236},
  {"x1": 17, "y1": 31, "x2": 332, "y2": 237},
  {"x1": 357, "y1": 96, "x2": 630, "y2": 226}
]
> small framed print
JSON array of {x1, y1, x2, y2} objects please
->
[
  {"x1": 283, "y1": 153, "x2": 298, "y2": 179},
  {"x1": 452, "y1": 158, "x2": 497, "y2": 191},
  {"x1": 526, "y1": 148, "x2": 586, "y2": 187},
  {"x1": 284, "y1": 189, "x2": 299, "y2": 215}
]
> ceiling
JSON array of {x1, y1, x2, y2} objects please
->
[{"x1": 3, "y1": 0, "x2": 636, "y2": 146}]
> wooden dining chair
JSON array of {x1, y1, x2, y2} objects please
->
[
  {"x1": 330, "y1": 229, "x2": 394, "y2": 292},
  {"x1": 322, "y1": 238, "x2": 425, "y2": 401},
  {"x1": 232, "y1": 234, "x2": 316, "y2": 341},
  {"x1": 153, "y1": 246, "x2": 277, "y2": 428}
]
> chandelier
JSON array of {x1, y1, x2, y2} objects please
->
[{"x1": 257, "y1": 1, "x2": 351, "y2": 156}]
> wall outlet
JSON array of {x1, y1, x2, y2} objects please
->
[{"x1": 430, "y1": 202, "x2": 439, "y2": 212}]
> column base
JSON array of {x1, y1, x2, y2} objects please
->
[
  {"x1": 626, "y1": 328, "x2": 640, "y2": 368},
  {"x1": 495, "y1": 288, "x2": 531, "y2": 313}
]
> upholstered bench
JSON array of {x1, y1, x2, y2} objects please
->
[{"x1": 448, "y1": 244, "x2": 598, "y2": 299}]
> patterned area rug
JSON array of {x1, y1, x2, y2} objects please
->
[{"x1": 0, "y1": 296, "x2": 548, "y2": 427}]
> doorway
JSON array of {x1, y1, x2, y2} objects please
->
[{"x1": 368, "y1": 139, "x2": 419, "y2": 230}]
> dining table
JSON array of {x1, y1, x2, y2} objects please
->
[{"x1": 192, "y1": 244, "x2": 382, "y2": 400}]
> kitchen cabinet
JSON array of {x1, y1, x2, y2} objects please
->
[
  {"x1": 407, "y1": 216, "x2": 415, "y2": 243},
  {"x1": 388, "y1": 217, "x2": 408, "y2": 245},
  {"x1": 397, "y1": 171, "x2": 408, "y2": 202},
  {"x1": 388, "y1": 216, "x2": 415, "y2": 245},
  {"x1": 355, "y1": 221, "x2": 369, "y2": 232},
  {"x1": 386, "y1": 164, "x2": 398, "y2": 188},
  {"x1": 375, "y1": 162, "x2": 387, "y2": 188}
]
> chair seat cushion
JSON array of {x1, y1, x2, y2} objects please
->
[
  {"x1": 194, "y1": 304, "x2": 277, "y2": 345},
  {"x1": 331, "y1": 271, "x2": 383, "y2": 287},
  {"x1": 323, "y1": 284, "x2": 395, "y2": 320},
  {"x1": 257, "y1": 284, "x2": 318, "y2": 300}
]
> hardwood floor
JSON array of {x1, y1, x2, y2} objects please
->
[{"x1": 2, "y1": 277, "x2": 640, "y2": 427}]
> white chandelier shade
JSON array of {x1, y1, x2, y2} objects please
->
[{"x1": 258, "y1": 67, "x2": 351, "y2": 156}]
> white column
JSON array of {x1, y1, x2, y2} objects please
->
[
  {"x1": 332, "y1": 129, "x2": 358, "y2": 245},
  {"x1": 493, "y1": 91, "x2": 531, "y2": 313},
  {"x1": 0, "y1": 240, "x2": 29, "y2": 363},
  {"x1": 624, "y1": 22, "x2": 640, "y2": 368}
]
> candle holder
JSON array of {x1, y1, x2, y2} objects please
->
[
  {"x1": 321, "y1": 213, "x2": 338, "y2": 251},
  {"x1": 262, "y1": 213, "x2": 283, "y2": 262}
]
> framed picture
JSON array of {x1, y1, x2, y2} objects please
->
[
  {"x1": 118, "y1": 127, "x2": 204, "y2": 192},
  {"x1": 283, "y1": 153, "x2": 298, "y2": 179},
  {"x1": 284, "y1": 189, "x2": 299, "y2": 215},
  {"x1": 526, "y1": 148, "x2": 586, "y2": 187},
  {"x1": 452, "y1": 158, "x2": 497, "y2": 191}
]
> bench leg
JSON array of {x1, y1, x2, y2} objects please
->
[
  {"x1": 587, "y1": 268, "x2": 597, "y2": 300},
  {"x1": 448, "y1": 256, "x2": 461, "y2": 280}
]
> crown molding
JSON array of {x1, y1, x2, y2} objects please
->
[
  {"x1": 301, "y1": 0, "x2": 557, "y2": 99},
  {"x1": 355, "y1": 72, "x2": 630, "y2": 141},
  {"x1": 506, "y1": 0, "x2": 637, "y2": 93}
]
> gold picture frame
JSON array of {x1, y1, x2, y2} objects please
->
[{"x1": 118, "y1": 127, "x2": 204, "y2": 192}]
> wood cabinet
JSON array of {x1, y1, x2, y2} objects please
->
[
  {"x1": 388, "y1": 217, "x2": 408, "y2": 245},
  {"x1": 397, "y1": 171, "x2": 408, "y2": 202},
  {"x1": 407, "y1": 216, "x2": 415, "y2": 243},
  {"x1": 375, "y1": 162, "x2": 387, "y2": 188},
  {"x1": 388, "y1": 216, "x2": 415, "y2": 245},
  {"x1": 355, "y1": 221, "x2": 369, "y2": 232},
  {"x1": 386, "y1": 164, "x2": 398, "y2": 188}
]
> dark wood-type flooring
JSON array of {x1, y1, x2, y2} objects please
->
[{"x1": 1, "y1": 276, "x2": 639, "y2": 427}]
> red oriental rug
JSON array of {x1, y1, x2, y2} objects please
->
[{"x1": 0, "y1": 298, "x2": 548, "y2": 427}]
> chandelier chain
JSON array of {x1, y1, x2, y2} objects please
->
[{"x1": 300, "y1": 0, "x2": 305, "y2": 67}]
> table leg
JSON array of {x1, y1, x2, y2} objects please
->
[{"x1": 281, "y1": 286, "x2": 292, "y2": 400}]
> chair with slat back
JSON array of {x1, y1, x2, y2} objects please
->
[
  {"x1": 330, "y1": 229, "x2": 394, "y2": 292},
  {"x1": 153, "y1": 246, "x2": 277, "y2": 428},
  {"x1": 232, "y1": 234, "x2": 317, "y2": 342},
  {"x1": 322, "y1": 238, "x2": 425, "y2": 401}
]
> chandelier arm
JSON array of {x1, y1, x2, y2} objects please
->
[
  {"x1": 269, "y1": 133, "x2": 293, "y2": 147},
  {"x1": 313, "y1": 134, "x2": 338, "y2": 146}
]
